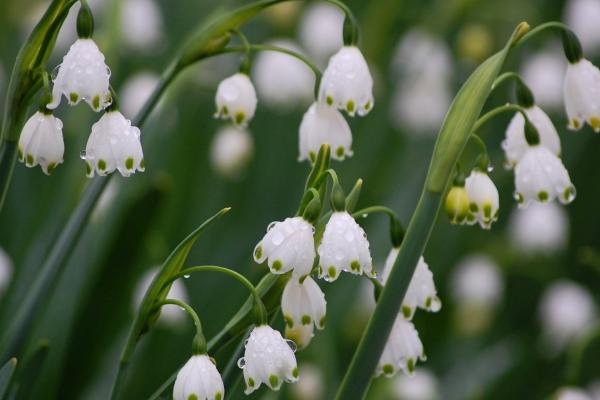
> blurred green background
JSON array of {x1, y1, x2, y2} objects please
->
[{"x1": 0, "y1": 0, "x2": 599, "y2": 399}]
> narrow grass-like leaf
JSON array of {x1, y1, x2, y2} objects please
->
[{"x1": 0, "y1": 358, "x2": 17, "y2": 399}]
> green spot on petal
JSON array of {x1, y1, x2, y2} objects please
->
[
  {"x1": 272, "y1": 260, "x2": 282, "y2": 271},
  {"x1": 383, "y1": 364, "x2": 394, "y2": 375},
  {"x1": 483, "y1": 203, "x2": 492, "y2": 218},
  {"x1": 292, "y1": 367, "x2": 299, "y2": 378},
  {"x1": 328, "y1": 266, "x2": 336, "y2": 279},
  {"x1": 346, "y1": 100, "x2": 355, "y2": 113},
  {"x1": 125, "y1": 157, "x2": 134, "y2": 170},
  {"x1": 407, "y1": 358, "x2": 415, "y2": 373},
  {"x1": 538, "y1": 191, "x2": 548, "y2": 202},
  {"x1": 140, "y1": 158, "x2": 145, "y2": 169},
  {"x1": 215, "y1": 392, "x2": 222, "y2": 400},
  {"x1": 350, "y1": 260, "x2": 360, "y2": 272},
  {"x1": 26, "y1": 154, "x2": 34, "y2": 166},
  {"x1": 18, "y1": 148, "x2": 23, "y2": 161},
  {"x1": 235, "y1": 112, "x2": 245, "y2": 125},
  {"x1": 98, "y1": 159, "x2": 107, "y2": 171},
  {"x1": 336, "y1": 146, "x2": 344, "y2": 158},
  {"x1": 47, "y1": 162, "x2": 57, "y2": 174},
  {"x1": 326, "y1": 96, "x2": 333, "y2": 106},
  {"x1": 301, "y1": 315, "x2": 311, "y2": 325},
  {"x1": 86, "y1": 162, "x2": 92, "y2": 176},
  {"x1": 187, "y1": 395, "x2": 198, "y2": 400},
  {"x1": 92, "y1": 95, "x2": 100, "y2": 110},
  {"x1": 284, "y1": 314, "x2": 294, "y2": 328},
  {"x1": 69, "y1": 92, "x2": 79, "y2": 103},
  {"x1": 269, "y1": 374, "x2": 279, "y2": 388},
  {"x1": 248, "y1": 378, "x2": 255, "y2": 387},
  {"x1": 319, "y1": 316, "x2": 326, "y2": 328},
  {"x1": 469, "y1": 203, "x2": 478, "y2": 212},
  {"x1": 401, "y1": 305, "x2": 412, "y2": 319},
  {"x1": 254, "y1": 245, "x2": 262, "y2": 260}
]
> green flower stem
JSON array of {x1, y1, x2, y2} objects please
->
[
  {"x1": 352, "y1": 206, "x2": 397, "y2": 219},
  {"x1": 565, "y1": 321, "x2": 600, "y2": 384},
  {"x1": 472, "y1": 103, "x2": 529, "y2": 134},
  {"x1": 515, "y1": 21, "x2": 572, "y2": 48},
  {"x1": 218, "y1": 44, "x2": 322, "y2": 96},
  {"x1": 491, "y1": 71, "x2": 528, "y2": 93},
  {"x1": 155, "y1": 299, "x2": 207, "y2": 354},
  {"x1": 167, "y1": 265, "x2": 268, "y2": 325}
]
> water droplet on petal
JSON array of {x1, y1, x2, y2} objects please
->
[
  {"x1": 285, "y1": 339, "x2": 297, "y2": 352},
  {"x1": 362, "y1": 214, "x2": 368, "y2": 218},
  {"x1": 271, "y1": 231, "x2": 284, "y2": 246},
  {"x1": 237, "y1": 357, "x2": 246, "y2": 368},
  {"x1": 183, "y1": 274, "x2": 190, "y2": 279},
  {"x1": 80, "y1": 150, "x2": 87, "y2": 160}
]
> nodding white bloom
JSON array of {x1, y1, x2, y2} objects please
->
[
  {"x1": 503, "y1": 106, "x2": 561, "y2": 167},
  {"x1": 84, "y1": 110, "x2": 144, "y2": 177},
  {"x1": 214, "y1": 73, "x2": 257, "y2": 126},
  {"x1": 240, "y1": 325, "x2": 299, "y2": 394},
  {"x1": 393, "y1": 369, "x2": 440, "y2": 400},
  {"x1": 464, "y1": 170, "x2": 499, "y2": 229},
  {"x1": 298, "y1": 3, "x2": 344, "y2": 65},
  {"x1": 298, "y1": 102, "x2": 353, "y2": 162},
  {"x1": 282, "y1": 276, "x2": 326, "y2": 331},
  {"x1": 451, "y1": 254, "x2": 503, "y2": 309},
  {"x1": 133, "y1": 267, "x2": 189, "y2": 326},
  {"x1": 285, "y1": 323, "x2": 314, "y2": 350},
  {"x1": 252, "y1": 39, "x2": 314, "y2": 109},
  {"x1": 319, "y1": 46, "x2": 374, "y2": 117},
  {"x1": 565, "y1": 0, "x2": 600, "y2": 55},
  {"x1": 173, "y1": 354, "x2": 224, "y2": 400},
  {"x1": 514, "y1": 145, "x2": 575, "y2": 207},
  {"x1": 521, "y1": 47, "x2": 565, "y2": 110},
  {"x1": 381, "y1": 249, "x2": 441, "y2": 319},
  {"x1": 391, "y1": 28, "x2": 453, "y2": 81},
  {"x1": 445, "y1": 185, "x2": 470, "y2": 225},
  {"x1": 0, "y1": 247, "x2": 13, "y2": 296},
  {"x1": 18, "y1": 111, "x2": 64, "y2": 175},
  {"x1": 554, "y1": 387, "x2": 593, "y2": 400},
  {"x1": 254, "y1": 217, "x2": 315, "y2": 279},
  {"x1": 318, "y1": 211, "x2": 373, "y2": 282},
  {"x1": 48, "y1": 38, "x2": 111, "y2": 112},
  {"x1": 376, "y1": 317, "x2": 425, "y2": 378},
  {"x1": 508, "y1": 202, "x2": 569, "y2": 255},
  {"x1": 121, "y1": 0, "x2": 164, "y2": 52},
  {"x1": 210, "y1": 125, "x2": 254, "y2": 178},
  {"x1": 120, "y1": 72, "x2": 160, "y2": 118},
  {"x1": 539, "y1": 280, "x2": 597, "y2": 351},
  {"x1": 564, "y1": 59, "x2": 600, "y2": 132}
]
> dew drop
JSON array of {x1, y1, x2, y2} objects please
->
[
  {"x1": 361, "y1": 214, "x2": 368, "y2": 218},
  {"x1": 237, "y1": 357, "x2": 246, "y2": 368},
  {"x1": 271, "y1": 231, "x2": 284, "y2": 246},
  {"x1": 183, "y1": 274, "x2": 190, "y2": 279},
  {"x1": 285, "y1": 339, "x2": 297, "y2": 352},
  {"x1": 80, "y1": 150, "x2": 87, "y2": 160}
]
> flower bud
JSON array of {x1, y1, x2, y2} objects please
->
[{"x1": 445, "y1": 186, "x2": 470, "y2": 224}]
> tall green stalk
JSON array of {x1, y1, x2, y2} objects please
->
[{"x1": 335, "y1": 22, "x2": 531, "y2": 400}]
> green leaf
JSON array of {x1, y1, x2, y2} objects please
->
[
  {"x1": 11, "y1": 341, "x2": 49, "y2": 400},
  {"x1": 426, "y1": 22, "x2": 530, "y2": 193},
  {"x1": 0, "y1": 358, "x2": 17, "y2": 399},
  {"x1": 120, "y1": 208, "x2": 231, "y2": 362}
]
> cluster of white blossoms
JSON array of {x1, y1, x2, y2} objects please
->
[
  {"x1": 18, "y1": 3, "x2": 144, "y2": 178},
  {"x1": 375, "y1": 247, "x2": 441, "y2": 377}
]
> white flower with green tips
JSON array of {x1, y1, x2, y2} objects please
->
[
  {"x1": 381, "y1": 249, "x2": 441, "y2": 319},
  {"x1": 285, "y1": 323, "x2": 315, "y2": 350},
  {"x1": 18, "y1": 111, "x2": 64, "y2": 175},
  {"x1": 503, "y1": 105, "x2": 561, "y2": 167},
  {"x1": 253, "y1": 216, "x2": 315, "y2": 279},
  {"x1": 282, "y1": 276, "x2": 326, "y2": 332},
  {"x1": 241, "y1": 325, "x2": 299, "y2": 394},
  {"x1": 84, "y1": 110, "x2": 145, "y2": 177},
  {"x1": 317, "y1": 211, "x2": 373, "y2": 282},
  {"x1": 464, "y1": 170, "x2": 499, "y2": 229},
  {"x1": 514, "y1": 145, "x2": 575, "y2": 207},
  {"x1": 173, "y1": 354, "x2": 224, "y2": 400},
  {"x1": 48, "y1": 38, "x2": 111, "y2": 112},
  {"x1": 299, "y1": 102, "x2": 353, "y2": 162},
  {"x1": 214, "y1": 73, "x2": 257, "y2": 126},
  {"x1": 564, "y1": 58, "x2": 600, "y2": 132},
  {"x1": 319, "y1": 46, "x2": 374, "y2": 117},
  {"x1": 376, "y1": 317, "x2": 425, "y2": 378}
]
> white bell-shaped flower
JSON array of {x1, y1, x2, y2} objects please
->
[
  {"x1": 318, "y1": 211, "x2": 373, "y2": 282},
  {"x1": 285, "y1": 323, "x2": 314, "y2": 351},
  {"x1": 214, "y1": 73, "x2": 257, "y2": 126},
  {"x1": 514, "y1": 145, "x2": 575, "y2": 207},
  {"x1": 240, "y1": 325, "x2": 299, "y2": 394},
  {"x1": 503, "y1": 106, "x2": 561, "y2": 167},
  {"x1": 299, "y1": 102, "x2": 353, "y2": 162},
  {"x1": 18, "y1": 111, "x2": 64, "y2": 175},
  {"x1": 564, "y1": 58, "x2": 600, "y2": 132},
  {"x1": 508, "y1": 202, "x2": 569, "y2": 255},
  {"x1": 290, "y1": 364, "x2": 324, "y2": 400},
  {"x1": 520, "y1": 47, "x2": 565, "y2": 111},
  {"x1": 555, "y1": 387, "x2": 593, "y2": 400},
  {"x1": 254, "y1": 217, "x2": 315, "y2": 279},
  {"x1": 376, "y1": 317, "x2": 426, "y2": 377},
  {"x1": 451, "y1": 254, "x2": 503, "y2": 309},
  {"x1": 381, "y1": 249, "x2": 441, "y2": 319},
  {"x1": 48, "y1": 38, "x2": 111, "y2": 111},
  {"x1": 319, "y1": 46, "x2": 374, "y2": 117},
  {"x1": 252, "y1": 39, "x2": 314, "y2": 109},
  {"x1": 393, "y1": 369, "x2": 440, "y2": 400},
  {"x1": 564, "y1": 0, "x2": 600, "y2": 55},
  {"x1": 121, "y1": 0, "x2": 164, "y2": 53},
  {"x1": 282, "y1": 276, "x2": 326, "y2": 331},
  {"x1": 539, "y1": 280, "x2": 597, "y2": 351},
  {"x1": 210, "y1": 125, "x2": 254, "y2": 179},
  {"x1": 120, "y1": 72, "x2": 160, "y2": 118},
  {"x1": 83, "y1": 110, "x2": 145, "y2": 177},
  {"x1": 464, "y1": 170, "x2": 499, "y2": 229},
  {"x1": 173, "y1": 354, "x2": 224, "y2": 400}
]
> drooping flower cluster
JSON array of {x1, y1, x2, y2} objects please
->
[
  {"x1": 375, "y1": 247, "x2": 441, "y2": 377},
  {"x1": 173, "y1": 355, "x2": 224, "y2": 400},
  {"x1": 18, "y1": 3, "x2": 144, "y2": 177}
]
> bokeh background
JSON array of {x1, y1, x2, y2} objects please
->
[{"x1": 0, "y1": 0, "x2": 599, "y2": 399}]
